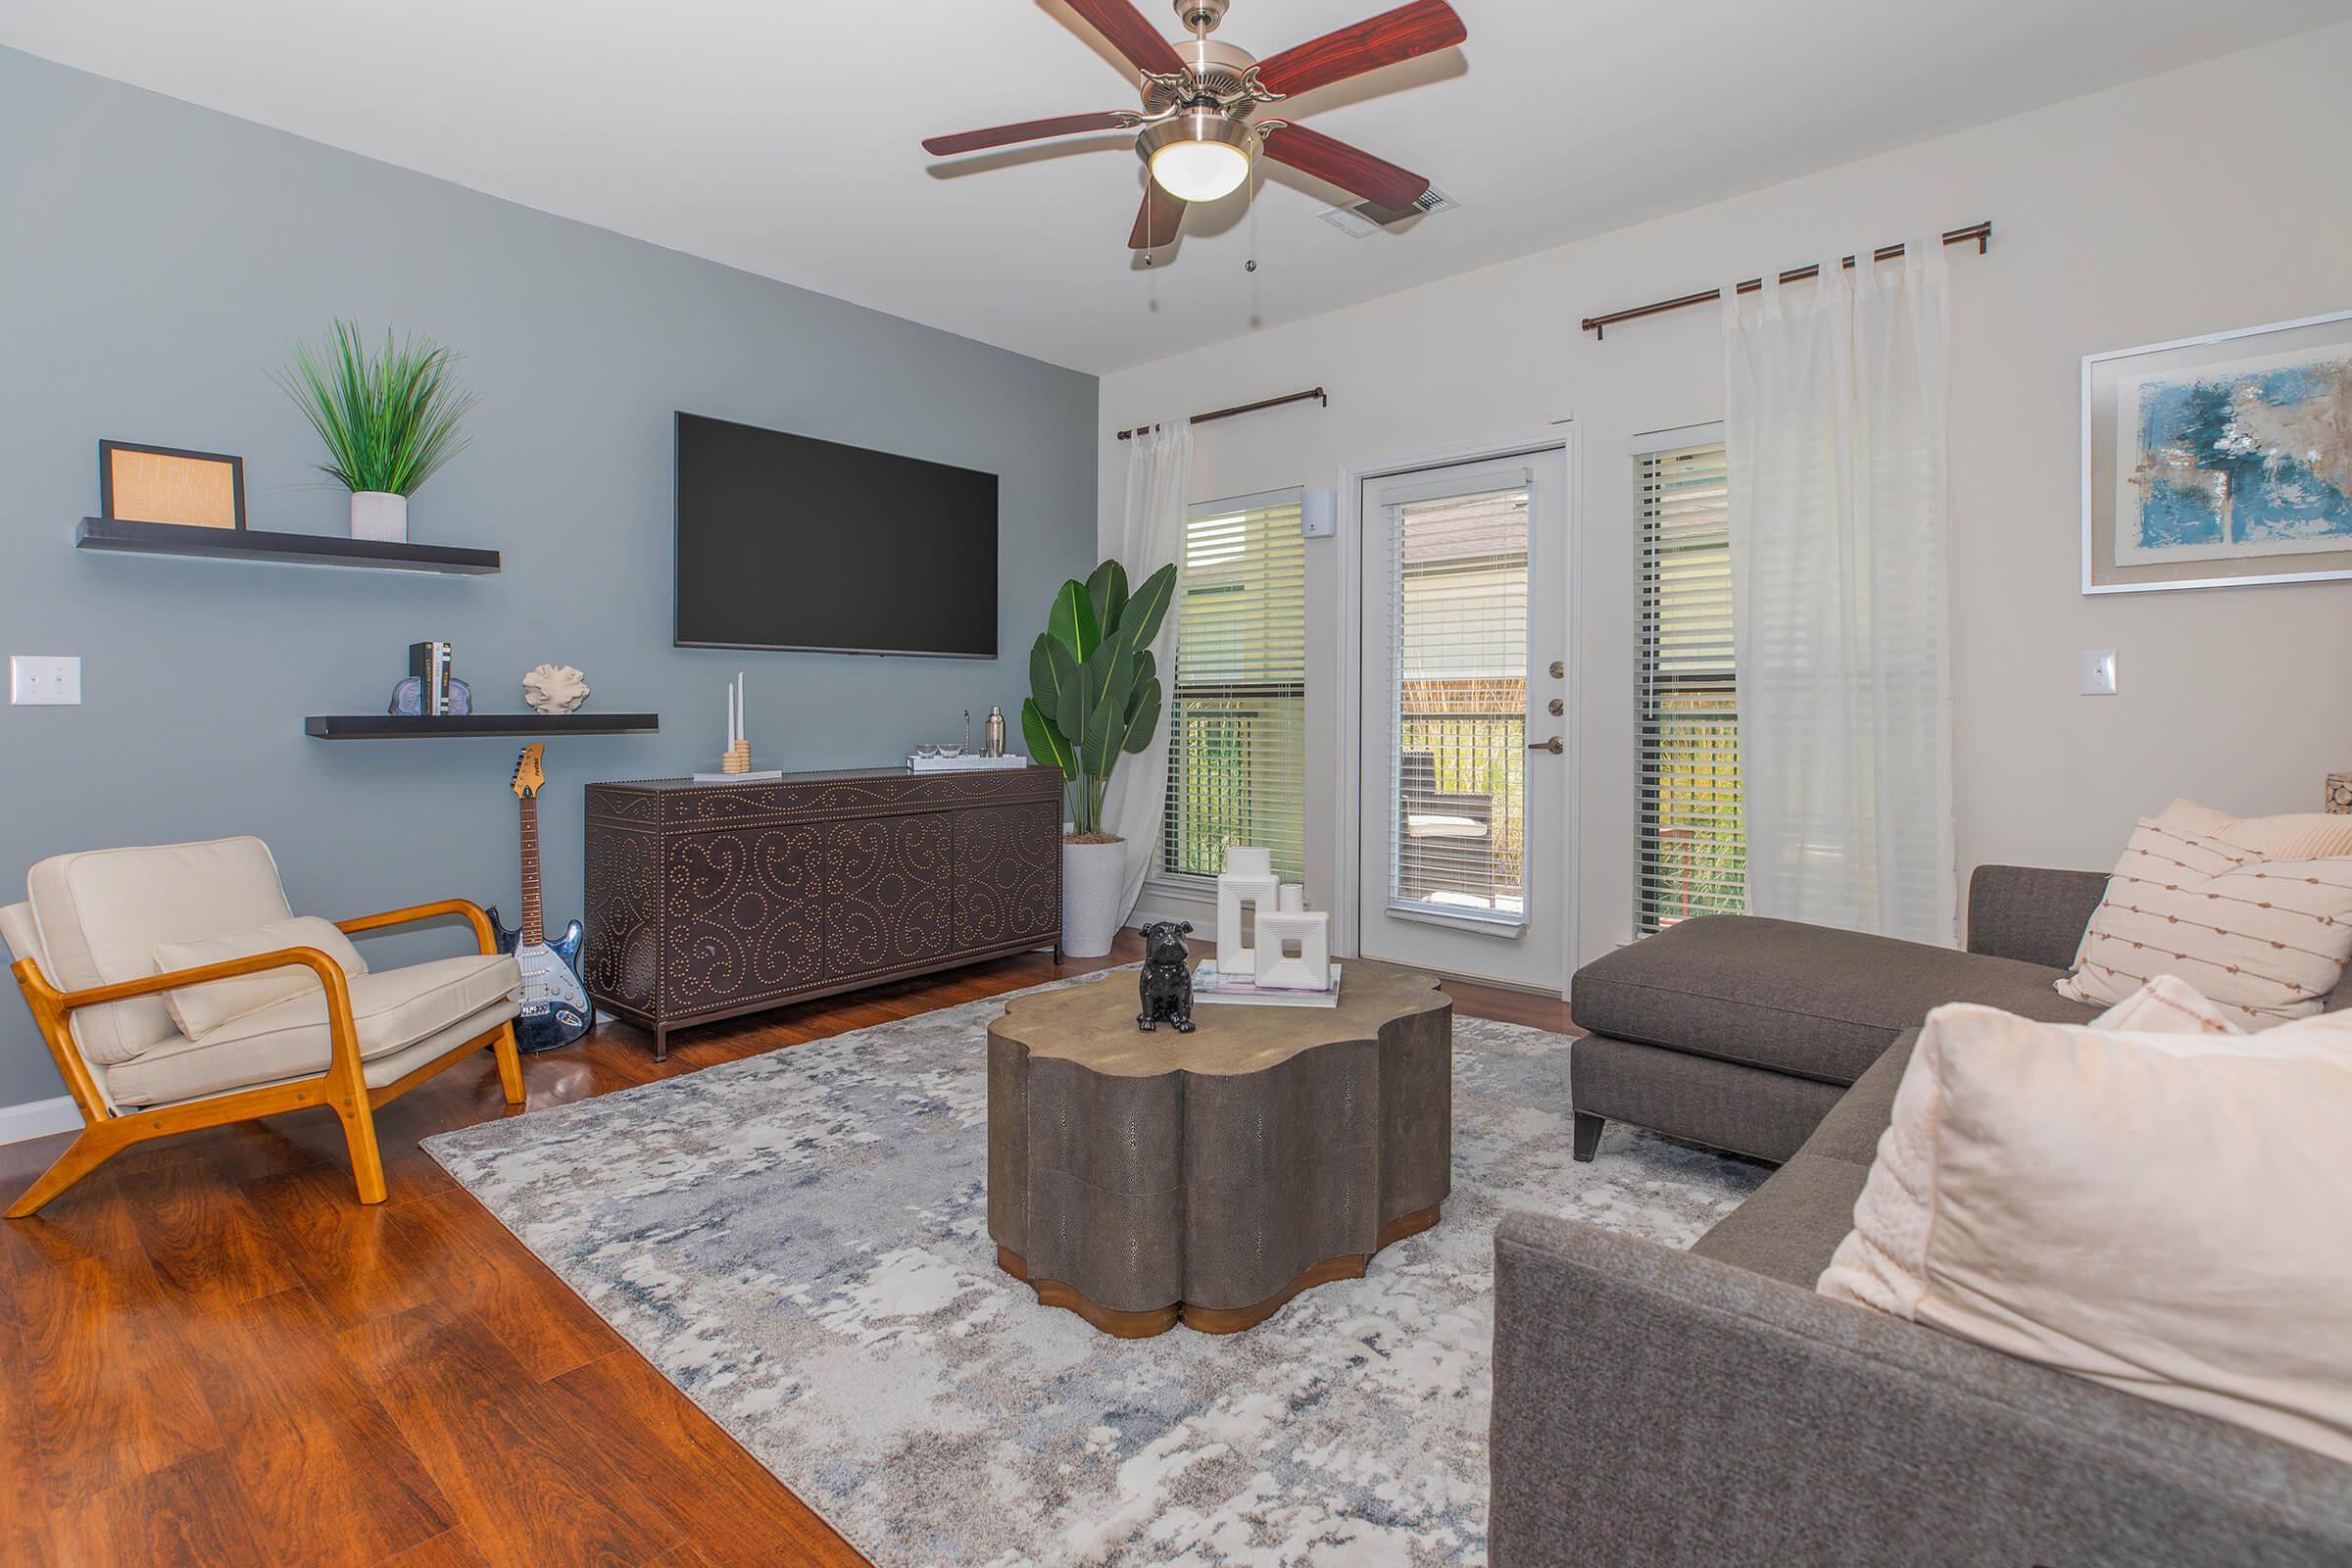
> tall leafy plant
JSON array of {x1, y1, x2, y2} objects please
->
[
  {"x1": 271, "y1": 319, "x2": 478, "y2": 495},
  {"x1": 1023, "y1": 559, "x2": 1177, "y2": 838}
]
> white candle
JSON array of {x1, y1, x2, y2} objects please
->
[
  {"x1": 725, "y1": 680, "x2": 735, "y2": 750},
  {"x1": 738, "y1": 669, "x2": 747, "y2": 747}
]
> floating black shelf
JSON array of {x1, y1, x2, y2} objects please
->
[
  {"x1": 306, "y1": 713, "x2": 660, "y2": 740},
  {"x1": 77, "y1": 515, "x2": 501, "y2": 575}
]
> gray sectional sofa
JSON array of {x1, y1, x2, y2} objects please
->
[{"x1": 1489, "y1": 865, "x2": 2352, "y2": 1566}]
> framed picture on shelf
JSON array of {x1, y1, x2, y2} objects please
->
[
  {"x1": 98, "y1": 439, "x2": 247, "y2": 531},
  {"x1": 2082, "y1": 309, "x2": 2352, "y2": 595}
]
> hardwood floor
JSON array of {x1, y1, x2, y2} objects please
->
[{"x1": 0, "y1": 938, "x2": 1574, "y2": 1566}]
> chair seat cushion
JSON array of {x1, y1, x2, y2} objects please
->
[
  {"x1": 108, "y1": 953, "x2": 519, "y2": 1106},
  {"x1": 1572, "y1": 915, "x2": 2102, "y2": 1086}
]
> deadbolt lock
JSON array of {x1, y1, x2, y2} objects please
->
[
  {"x1": 1548, "y1": 660, "x2": 1565, "y2": 679},
  {"x1": 1547, "y1": 698, "x2": 1564, "y2": 716}
]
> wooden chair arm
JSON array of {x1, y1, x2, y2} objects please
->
[
  {"x1": 337, "y1": 898, "x2": 498, "y2": 956},
  {"x1": 41, "y1": 945, "x2": 355, "y2": 1013},
  {"x1": 15, "y1": 944, "x2": 370, "y2": 1102}
]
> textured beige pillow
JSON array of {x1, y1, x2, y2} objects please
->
[
  {"x1": 1818, "y1": 1002, "x2": 2352, "y2": 1462},
  {"x1": 155, "y1": 915, "x2": 368, "y2": 1041},
  {"x1": 2087, "y1": 974, "x2": 2244, "y2": 1036},
  {"x1": 2057, "y1": 800, "x2": 2352, "y2": 1022}
]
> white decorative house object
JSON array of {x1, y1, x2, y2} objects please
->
[
  {"x1": 1215, "y1": 846, "x2": 1280, "y2": 980},
  {"x1": 1253, "y1": 882, "x2": 1333, "y2": 990},
  {"x1": 350, "y1": 490, "x2": 408, "y2": 543},
  {"x1": 521, "y1": 662, "x2": 590, "y2": 714}
]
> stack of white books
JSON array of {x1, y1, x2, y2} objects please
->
[{"x1": 1192, "y1": 959, "x2": 1343, "y2": 1008}]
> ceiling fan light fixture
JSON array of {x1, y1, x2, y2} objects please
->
[{"x1": 1141, "y1": 111, "x2": 1254, "y2": 204}]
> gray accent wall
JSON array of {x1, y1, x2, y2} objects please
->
[{"x1": 0, "y1": 48, "x2": 1097, "y2": 1108}]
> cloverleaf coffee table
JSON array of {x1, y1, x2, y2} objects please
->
[{"x1": 986, "y1": 960, "x2": 1451, "y2": 1338}]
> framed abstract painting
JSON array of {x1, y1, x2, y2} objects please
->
[{"x1": 2082, "y1": 310, "x2": 2352, "y2": 594}]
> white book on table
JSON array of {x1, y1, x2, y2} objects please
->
[
  {"x1": 1192, "y1": 960, "x2": 1343, "y2": 1007},
  {"x1": 690, "y1": 770, "x2": 785, "y2": 783}
]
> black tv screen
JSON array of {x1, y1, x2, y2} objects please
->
[{"x1": 674, "y1": 413, "x2": 999, "y2": 657}]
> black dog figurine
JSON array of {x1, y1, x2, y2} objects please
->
[{"x1": 1136, "y1": 919, "x2": 1196, "y2": 1033}]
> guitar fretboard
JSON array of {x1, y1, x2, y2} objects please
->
[{"x1": 518, "y1": 793, "x2": 544, "y2": 948}]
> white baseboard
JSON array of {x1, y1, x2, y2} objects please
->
[{"x1": 0, "y1": 1095, "x2": 81, "y2": 1146}]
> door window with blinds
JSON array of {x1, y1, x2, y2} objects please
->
[
  {"x1": 1385, "y1": 480, "x2": 1531, "y2": 925},
  {"x1": 1160, "y1": 490, "x2": 1307, "y2": 883},
  {"x1": 1637, "y1": 434, "x2": 1744, "y2": 933}
]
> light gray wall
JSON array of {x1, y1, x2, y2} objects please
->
[{"x1": 0, "y1": 48, "x2": 1097, "y2": 1108}]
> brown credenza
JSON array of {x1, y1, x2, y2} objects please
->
[{"x1": 583, "y1": 766, "x2": 1063, "y2": 1058}]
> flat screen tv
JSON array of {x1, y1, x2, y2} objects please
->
[{"x1": 674, "y1": 412, "x2": 999, "y2": 657}]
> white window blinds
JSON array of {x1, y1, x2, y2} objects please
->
[
  {"x1": 1637, "y1": 441, "x2": 1745, "y2": 933},
  {"x1": 1161, "y1": 492, "x2": 1307, "y2": 883}
]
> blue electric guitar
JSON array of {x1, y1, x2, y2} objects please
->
[{"x1": 487, "y1": 743, "x2": 591, "y2": 1054}]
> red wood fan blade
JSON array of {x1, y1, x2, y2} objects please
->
[
  {"x1": 1259, "y1": 122, "x2": 1429, "y2": 211},
  {"x1": 924, "y1": 113, "x2": 1132, "y2": 157},
  {"x1": 1253, "y1": 0, "x2": 1467, "y2": 98},
  {"x1": 1067, "y1": 0, "x2": 1188, "y2": 76},
  {"x1": 1130, "y1": 188, "x2": 1187, "y2": 250}
]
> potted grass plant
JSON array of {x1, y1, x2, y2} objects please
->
[
  {"x1": 273, "y1": 319, "x2": 478, "y2": 542},
  {"x1": 1023, "y1": 559, "x2": 1177, "y2": 957}
]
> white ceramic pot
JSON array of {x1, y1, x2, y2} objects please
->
[
  {"x1": 1060, "y1": 837, "x2": 1128, "y2": 958},
  {"x1": 350, "y1": 490, "x2": 409, "y2": 543}
]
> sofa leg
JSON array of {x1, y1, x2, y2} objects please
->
[{"x1": 1572, "y1": 1110, "x2": 1604, "y2": 1163}]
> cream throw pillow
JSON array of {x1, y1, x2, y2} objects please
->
[
  {"x1": 155, "y1": 915, "x2": 368, "y2": 1041},
  {"x1": 2056, "y1": 799, "x2": 2352, "y2": 1023},
  {"x1": 2087, "y1": 973, "x2": 2244, "y2": 1036},
  {"x1": 1818, "y1": 1001, "x2": 2352, "y2": 1463}
]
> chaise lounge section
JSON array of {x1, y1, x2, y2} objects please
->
[
  {"x1": 1488, "y1": 864, "x2": 2352, "y2": 1565},
  {"x1": 1564, "y1": 865, "x2": 2112, "y2": 1163}
]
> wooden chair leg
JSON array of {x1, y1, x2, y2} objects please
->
[
  {"x1": 5, "y1": 1123, "x2": 127, "y2": 1218},
  {"x1": 491, "y1": 1021, "x2": 524, "y2": 1105},
  {"x1": 334, "y1": 1096, "x2": 389, "y2": 1205}
]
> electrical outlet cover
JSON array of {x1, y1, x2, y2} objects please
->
[
  {"x1": 2079, "y1": 649, "x2": 2118, "y2": 697},
  {"x1": 10, "y1": 655, "x2": 81, "y2": 706}
]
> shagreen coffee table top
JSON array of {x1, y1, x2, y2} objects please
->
[{"x1": 986, "y1": 960, "x2": 1453, "y2": 1338}]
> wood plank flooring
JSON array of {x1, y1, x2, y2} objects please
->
[{"x1": 0, "y1": 938, "x2": 1572, "y2": 1566}]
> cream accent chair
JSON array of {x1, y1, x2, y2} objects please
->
[{"x1": 3, "y1": 836, "x2": 525, "y2": 1217}]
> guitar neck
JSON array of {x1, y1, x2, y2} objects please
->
[{"x1": 518, "y1": 793, "x2": 544, "y2": 947}]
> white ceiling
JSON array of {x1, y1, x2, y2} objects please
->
[{"x1": 5, "y1": 0, "x2": 2344, "y2": 373}]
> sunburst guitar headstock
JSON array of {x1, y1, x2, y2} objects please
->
[{"x1": 511, "y1": 743, "x2": 547, "y2": 800}]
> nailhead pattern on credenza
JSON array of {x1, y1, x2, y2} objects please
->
[{"x1": 584, "y1": 766, "x2": 1063, "y2": 1058}]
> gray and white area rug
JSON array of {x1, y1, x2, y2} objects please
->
[{"x1": 422, "y1": 972, "x2": 1764, "y2": 1567}]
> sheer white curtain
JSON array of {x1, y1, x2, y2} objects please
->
[
  {"x1": 1724, "y1": 245, "x2": 1955, "y2": 945},
  {"x1": 1101, "y1": 419, "x2": 1193, "y2": 923}
]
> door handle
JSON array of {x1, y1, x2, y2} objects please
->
[{"x1": 1527, "y1": 737, "x2": 1564, "y2": 755}]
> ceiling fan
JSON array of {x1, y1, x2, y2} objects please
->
[{"x1": 922, "y1": 0, "x2": 1467, "y2": 252}]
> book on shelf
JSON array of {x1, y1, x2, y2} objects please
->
[
  {"x1": 1192, "y1": 959, "x2": 1342, "y2": 1007},
  {"x1": 407, "y1": 641, "x2": 453, "y2": 716},
  {"x1": 690, "y1": 769, "x2": 785, "y2": 784}
]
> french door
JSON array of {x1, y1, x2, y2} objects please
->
[{"x1": 1355, "y1": 446, "x2": 1572, "y2": 991}]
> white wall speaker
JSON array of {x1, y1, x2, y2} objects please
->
[{"x1": 1300, "y1": 487, "x2": 1338, "y2": 539}]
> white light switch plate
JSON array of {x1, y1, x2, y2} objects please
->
[
  {"x1": 11, "y1": 656, "x2": 82, "y2": 706},
  {"x1": 2080, "y1": 649, "x2": 2117, "y2": 697}
]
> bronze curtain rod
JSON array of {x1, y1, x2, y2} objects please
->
[
  {"x1": 1115, "y1": 386, "x2": 1328, "y2": 441},
  {"x1": 1581, "y1": 221, "x2": 1992, "y2": 339}
]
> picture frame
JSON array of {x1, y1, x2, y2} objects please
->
[
  {"x1": 2081, "y1": 309, "x2": 2352, "y2": 595},
  {"x1": 98, "y1": 439, "x2": 247, "y2": 531}
]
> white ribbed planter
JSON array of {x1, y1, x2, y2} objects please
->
[
  {"x1": 350, "y1": 490, "x2": 409, "y2": 543},
  {"x1": 1059, "y1": 837, "x2": 1127, "y2": 958}
]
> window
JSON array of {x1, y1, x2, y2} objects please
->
[
  {"x1": 1637, "y1": 438, "x2": 1744, "y2": 932},
  {"x1": 1160, "y1": 490, "x2": 1307, "y2": 883}
]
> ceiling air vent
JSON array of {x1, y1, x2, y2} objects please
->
[{"x1": 1318, "y1": 186, "x2": 1456, "y2": 238}]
